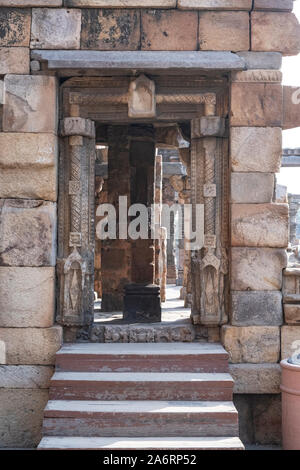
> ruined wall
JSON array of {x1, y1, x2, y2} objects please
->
[{"x1": 0, "y1": 0, "x2": 300, "y2": 448}]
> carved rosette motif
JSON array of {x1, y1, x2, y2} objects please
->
[
  {"x1": 190, "y1": 117, "x2": 228, "y2": 327},
  {"x1": 57, "y1": 117, "x2": 96, "y2": 326}
]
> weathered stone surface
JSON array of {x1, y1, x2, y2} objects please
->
[
  {"x1": 254, "y1": 0, "x2": 293, "y2": 11},
  {"x1": 198, "y1": 11, "x2": 250, "y2": 51},
  {"x1": 231, "y1": 204, "x2": 289, "y2": 248},
  {"x1": 231, "y1": 291, "x2": 283, "y2": 326},
  {"x1": 222, "y1": 326, "x2": 280, "y2": 363},
  {"x1": 81, "y1": 9, "x2": 140, "y2": 50},
  {"x1": 65, "y1": 0, "x2": 175, "y2": 6},
  {"x1": 0, "y1": 267, "x2": 55, "y2": 327},
  {"x1": 283, "y1": 85, "x2": 300, "y2": 130},
  {"x1": 141, "y1": 10, "x2": 198, "y2": 51},
  {"x1": 0, "y1": 389, "x2": 48, "y2": 448},
  {"x1": 230, "y1": 83, "x2": 282, "y2": 126},
  {"x1": 0, "y1": 133, "x2": 57, "y2": 200},
  {"x1": 3, "y1": 75, "x2": 57, "y2": 134},
  {"x1": 0, "y1": 8, "x2": 31, "y2": 47},
  {"x1": 231, "y1": 173, "x2": 274, "y2": 204},
  {"x1": 230, "y1": 364, "x2": 281, "y2": 393},
  {"x1": 231, "y1": 69, "x2": 282, "y2": 83},
  {"x1": 231, "y1": 247, "x2": 287, "y2": 291},
  {"x1": 0, "y1": 47, "x2": 29, "y2": 74},
  {"x1": 284, "y1": 304, "x2": 300, "y2": 325},
  {"x1": 234, "y1": 394, "x2": 281, "y2": 445},
  {"x1": 281, "y1": 326, "x2": 300, "y2": 360},
  {"x1": 236, "y1": 51, "x2": 282, "y2": 70},
  {"x1": 31, "y1": 49, "x2": 246, "y2": 72},
  {"x1": 0, "y1": 1, "x2": 62, "y2": 5},
  {"x1": 0, "y1": 199, "x2": 57, "y2": 267},
  {"x1": 179, "y1": 0, "x2": 252, "y2": 9},
  {"x1": 0, "y1": 365, "x2": 53, "y2": 389},
  {"x1": 251, "y1": 12, "x2": 300, "y2": 56},
  {"x1": 230, "y1": 127, "x2": 282, "y2": 173},
  {"x1": 30, "y1": 8, "x2": 81, "y2": 50},
  {"x1": 0, "y1": 326, "x2": 62, "y2": 365},
  {"x1": 60, "y1": 117, "x2": 95, "y2": 138}
]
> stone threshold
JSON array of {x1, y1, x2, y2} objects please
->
[{"x1": 31, "y1": 50, "x2": 246, "y2": 74}]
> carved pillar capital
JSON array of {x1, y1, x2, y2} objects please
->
[{"x1": 60, "y1": 117, "x2": 95, "y2": 139}]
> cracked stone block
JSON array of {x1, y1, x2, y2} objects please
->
[
  {"x1": 3, "y1": 75, "x2": 57, "y2": 134},
  {"x1": 230, "y1": 364, "x2": 281, "y2": 394},
  {"x1": 231, "y1": 173, "x2": 274, "y2": 204},
  {"x1": 231, "y1": 291, "x2": 283, "y2": 327},
  {"x1": 231, "y1": 247, "x2": 287, "y2": 291}
]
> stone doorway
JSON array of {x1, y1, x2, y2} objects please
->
[{"x1": 56, "y1": 74, "x2": 229, "y2": 341}]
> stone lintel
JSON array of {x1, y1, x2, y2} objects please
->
[{"x1": 31, "y1": 50, "x2": 246, "y2": 74}]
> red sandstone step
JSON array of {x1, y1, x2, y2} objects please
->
[
  {"x1": 49, "y1": 371, "x2": 233, "y2": 401},
  {"x1": 43, "y1": 400, "x2": 239, "y2": 438},
  {"x1": 38, "y1": 436, "x2": 245, "y2": 450},
  {"x1": 56, "y1": 343, "x2": 229, "y2": 373}
]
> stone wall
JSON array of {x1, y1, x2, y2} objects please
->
[{"x1": 1, "y1": 0, "x2": 300, "y2": 448}]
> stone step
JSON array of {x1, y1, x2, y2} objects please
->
[
  {"x1": 49, "y1": 371, "x2": 234, "y2": 401},
  {"x1": 38, "y1": 436, "x2": 245, "y2": 450},
  {"x1": 56, "y1": 342, "x2": 229, "y2": 373},
  {"x1": 43, "y1": 400, "x2": 239, "y2": 438}
]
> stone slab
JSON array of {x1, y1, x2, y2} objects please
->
[
  {"x1": 141, "y1": 10, "x2": 198, "y2": 51},
  {"x1": 0, "y1": 199, "x2": 57, "y2": 267},
  {"x1": 230, "y1": 127, "x2": 282, "y2": 173},
  {"x1": 3, "y1": 75, "x2": 57, "y2": 134},
  {"x1": 0, "y1": 267, "x2": 55, "y2": 327},
  {"x1": 254, "y1": 0, "x2": 293, "y2": 11},
  {"x1": 0, "y1": 365, "x2": 53, "y2": 389},
  {"x1": 251, "y1": 12, "x2": 300, "y2": 56},
  {"x1": 0, "y1": 389, "x2": 49, "y2": 448},
  {"x1": 0, "y1": 167, "x2": 57, "y2": 201},
  {"x1": 231, "y1": 291, "x2": 283, "y2": 326},
  {"x1": 198, "y1": 11, "x2": 250, "y2": 51},
  {"x1": 178, "y1": 0, "x2": 252, "y2": 9},
  {"x1": 65, "y1": 0, "x2": 175, "y2": 6},
  {"x1": 281, "y1": 326, "x2": 300, "y2": 360},
  {"x1": 81, "y1": 8, "x2": 140, "y2": 50},
  {"x1": 0, "y1": 47, "x2": 29, "y2": 74},
  {"x1": 231, "y1": 203, "x2": 289, "y2": 248},
  {"x1": 222, "y1": 326, "x2": 280, "y2": 363},
  {"x1": 0, "y1": 80, "x2": 3, "y2": 105},
  {"x1": 31, "y1": 50, "x2": 246, "y2": 72},
  {"x1": 31, "y1": 8, "x2": 81, "y2": 50},
  {"x1": 230, "y1": 82, "x2": 283, "y2": 127},
  {"x1": 0, "y1": 326, "x2": 62, "y2": 365},
  {"x1": 231, "y1": 247, "x2": 287, "y2": 291},
  {"x1": 229, "y1": 364, "x2": 281, "y2": 393},
  {"x1": 284, "y1": 304, "x2": 300, "y2": 325},
  {"x1": 236, "y1": 51, "x2": 282, "y2": 70},
  {"x1": 231, "y1": 173, "x2": 274, "y2": 203},
  {"x1": 0, "y1": 8, "x2": 31, "y2": 47}
]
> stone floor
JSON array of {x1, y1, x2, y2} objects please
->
[{"x1": 94, "y1": 285, "x2": 191, "y2": 324}]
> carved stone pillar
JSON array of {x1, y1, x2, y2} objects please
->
[
  {"x1": 57, "y1": 117, "x2": 96, "y2": 327},
  {"x1": 190, "y1": 114, "x2": 228, "y2": 326},
  {"x1": 154, "y1": 154, "x2": 163, "y2": 286}
]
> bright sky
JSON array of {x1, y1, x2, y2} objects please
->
[{"x1": 277, "y1": 1, "x2": 300, "y2": 193}]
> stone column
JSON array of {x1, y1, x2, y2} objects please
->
[
  {"x1": 101, "y1": 126, "x2": 132, "y2": 312},
  {"x1": 154, "y1": 154, "x2": 163, "y2": 286},
  {"x1": 57, "y1": 117, "x2": 96, "y2": 327},
  {"x1": 288, "y1": 194, "x2": 300, "y2": 246},
  {"x1": 123, "y1": 126, "x2": 161, "y2": 323}
]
